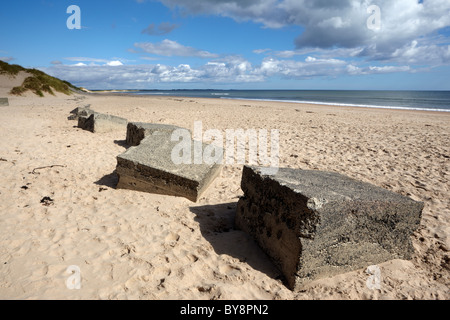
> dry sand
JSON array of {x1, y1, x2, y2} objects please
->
[
  {"x1": 0, "y1": 71, "x2": 31, "y2": 97},
  {"x1": 0, "y1": 87, "x2": 449, "y2": 300}
]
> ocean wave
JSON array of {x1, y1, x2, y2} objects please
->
[
  {"x1": 135, "y1": 92, "x2": 170, "y2": 95},
  {"x1": 220, "y1": 97, "x2": 450, "y2": 113}
]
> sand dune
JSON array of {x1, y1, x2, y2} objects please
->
[
  {"x1": 0, "y1": 71, "x2": 30, "y2": 96},
  {"x1": 0, "y1": 91, "x2": 448, "y2": 300}
]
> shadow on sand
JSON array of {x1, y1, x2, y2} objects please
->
[
  {"x1": 189, "y1": 202, "x2": 283, "y2": 283},
  {"x1": 94, "y1": 140, "x2": 128, "y2": 188},
  {"x1": 114, "y1": 139, "x2": 130, "y2": 149},
  {"x1": 95, "y1": 171, "x2": 119, "y2": 189}
]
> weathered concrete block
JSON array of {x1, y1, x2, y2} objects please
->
[
  {"x1": 68, "y1": 105, "x2": 92, "y2": 120},
  {"x1": 77, "y1": 115, "x2": 89, "y2": 129},
  {"x1": 78, "y1": 112, "x2": 127, "y2": 133},
  {"x1": 116, "y1": 134, "x2": 223, "y2": 202},
  {"x1": 0, "y1": 98, "x2": 9, "y2": 106},
  {"x1": 126, "y1": 122, "x2": 186, "y2": 146},
  {"x1": 235, "y1": 165, "x2": 423, "y2": 290}
]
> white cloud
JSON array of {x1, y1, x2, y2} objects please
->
[
  {"x1": 369, "y1": 66, "x2": 411, "y2": 73},
  {"x1": 65, "y1": 57, "x2": 108, "y2": 63},
  {"x1": 317, "y1": 16, "x2": 350, "y2": 29},
  {"x1": 140, "y1": 56, "x2": 160, "y2": 61},
  {"x1": 283, "y1": 0, "x2": 450, "y2": 63},
  {"x1": 347, "y1": 64, "x2": 411, "y2": 75},
  {"x1": 274, "y1": 50, "x2": 296, "y2": 58},
  {"x1": 0, "y1": 56, "x2": 14, "y2": 62},
  {"x1": 253, "y1": 48, "x2": 271, "y2": 54},
  {"x1": 390, "y1": 41, "x2": 450, "y2": 65},
  {"x1": 106, "y1": 60, "x2": 124, "y2": 66},
  {"x1": 43, "y1": 53, "x2": 419, "y2": 89},
  {"x1": 43, "y1": 55, "x2": 263, "y2": 88},
  {"x1": 256, "y1": 56, "x2": 348, "y2": 78},
  {"x1": 64, "y1": 57, "x2": 127, "y2": 66},
  {"x1": 135, "y1": 39, "x2": 218, "y2": 58},
  {"x1": 155, "y1": 0, "x2": 450, "y2": 67}
]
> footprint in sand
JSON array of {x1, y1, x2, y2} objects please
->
[
  {"x1": 219, "y1": 264, "x2": 241, "y2": 276},
  {"x1": 164, "y1": 232, "x2": 180, "y2": 247},
  {"x1": 187, "y1": 254, "x2": 199, "y2": 263}
]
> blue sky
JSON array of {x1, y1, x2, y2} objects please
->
[{"x1": 1, "y1": 0, "x2": 450, "y2": 90}]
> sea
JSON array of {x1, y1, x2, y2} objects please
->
[{"x1": 127, "y1": 90, "x2": 450, "y2": 112}]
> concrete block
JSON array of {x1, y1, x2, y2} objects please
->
[
  {"x1": 116, "y1": 134, "x2": 223, "y2": 202},
  {"x1": 78, "y1": 112, "x2": 127, "y2": 133},
  {"x1": 235, "y1": 165, "x2": 423, "y2": 290},
  {"x1": 68, "y1": 105, "x2": 92, "y2": 120},
  {"x1": 126, "y1": 122, "x2": 186, "y2": 146}
]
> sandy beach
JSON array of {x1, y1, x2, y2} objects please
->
[{"x1": 0, "y1": 90, "x2": 449, "y2": 300}]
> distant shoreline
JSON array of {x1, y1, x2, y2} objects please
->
[{"x1": 85, "y1": 89, "x2": 450, "y2": 114}]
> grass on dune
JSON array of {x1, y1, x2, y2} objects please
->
[
  {"x1": 0, "y1": 61, "x2": 26, "y2": 76},
  {"x1": 0, "y1": 60, "x2": 80, "y2": 97}
]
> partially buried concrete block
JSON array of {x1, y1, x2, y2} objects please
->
[
  {"x1": 78, "y1": 112, "x2": 127, "y2": 133},
  {"x1": 235, "y1": 165, "x2": 423, "y2": 290},
  {"x1": 68, "y1": 104, "x2": 92, "y2": 120},
  {"x1": 126, "y1": 122, "x2": 187, "y2": 146},
  {"x1": 0, "y1": 98, "x2": 9, "y2": 106},
  {"x1": 116, "y1": 133, "x2": 223, "y2": 202}
]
